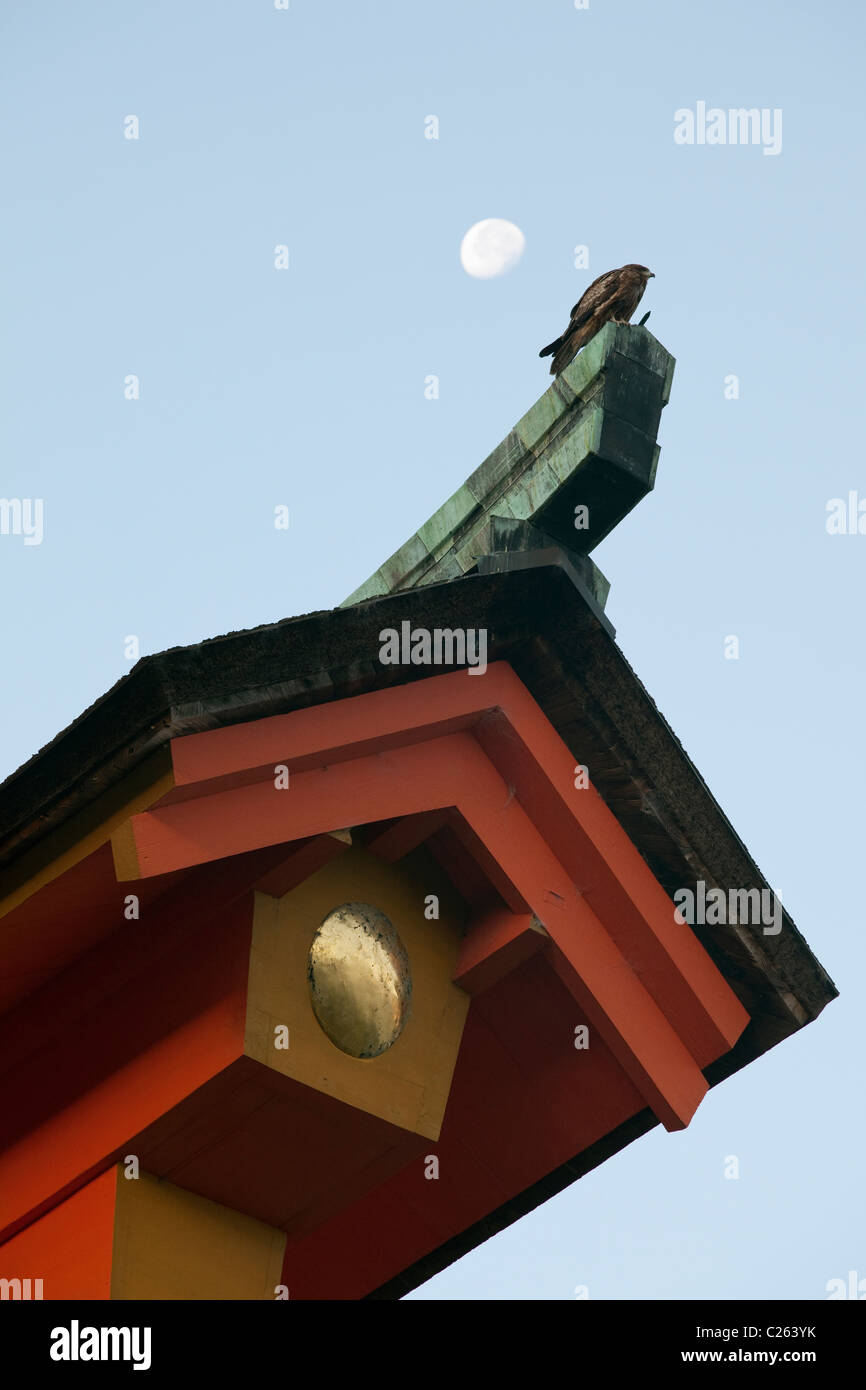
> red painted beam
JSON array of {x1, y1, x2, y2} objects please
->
[
  {"x1": 472, "y1": 706, "x2": 748, "y2": 1067},
  {"x1": 427, "y1": 824, "x2": 504, "y2": 910},
  {"x1": 111, "y1": 739, "x2": 465, "y2": 880},
  {"x1": 365, "y1": 811, "x2": 448, "y2": 864},
  {"x1": 164, "y1": 673, "x2": 498, "y2": 796},
  {"x1": 448, "y1": 742, "x2": 711, "y2": 1131},
  {"x1": 253, "y1": 831, "x2": 351, "y2": 898},
  {"x1": 454, "y1": 907, "x2": 545, "y2": 996}
]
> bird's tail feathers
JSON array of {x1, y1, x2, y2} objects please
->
[{"x1": 538, "y1": 337, "x2": 561, "y2": 359}]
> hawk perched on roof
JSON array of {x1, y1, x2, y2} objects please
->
[{"x1": 539, "y1": 264, "x2": 654, "y2": 376}]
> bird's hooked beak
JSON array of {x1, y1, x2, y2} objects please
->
[{"x1": 647, "y1": 272, "x2": 655, "y2": 278}]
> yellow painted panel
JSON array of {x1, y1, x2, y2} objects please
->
[
  {"x1": 245, "y1": 845, "x2": 470, "y2": 1141},
  {"x1": 111, "y1": 1168, "x2": 286, "y2": 1301}
]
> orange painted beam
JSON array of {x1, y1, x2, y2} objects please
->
[
  {"x1": 253, "y1": 832, "x2": 351, "y2": 898},
  {"x1": 441, "y1": 815, "x2": 532, "y2": 914},
  {"x1": 473, "y1": 707, "x2": 747, "y2": 1067},
  {"x1": 454, "y1": 907, "x2": 545, "y2": 996},
  {"x1": 0, "y1": 1167, "x2": 118, "y2": 1300},
  {"x1": 427, "y1": 824, "x2": 503, "y2": 908},
  {"x1": 164, "y1": 674, "x2": 494, "y2": 793},
  {"x1": 111, "y1": 739, "x2": 464, "y2": 880},
  {"x1": 0, "y1": 1167, "x2": 117, "y2": 1295},
  {"x1": 448, "y1": 741, "x2": 711, "y2": 1131},
  {"x1": 366, "y1": 811, "x2": 448, "y2": 863}
]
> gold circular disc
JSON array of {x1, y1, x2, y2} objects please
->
[{"x1": 308, "y1": 902, "x2": 412, "y2": 1058}]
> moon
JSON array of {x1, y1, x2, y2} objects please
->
[{"x1": 460, "y1": 218, "x2": 525, "y2": 279}]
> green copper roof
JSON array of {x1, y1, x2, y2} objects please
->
[{"x1": 342, "y1": 320, "x2": 675, "y2": 609}]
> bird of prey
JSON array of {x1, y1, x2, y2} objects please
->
[{"x1": 539, "y1": 264, "x2": 654, "y2": 376}]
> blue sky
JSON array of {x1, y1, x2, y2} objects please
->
[{"x1": 2, "y1": 0, "x2": 863, "y2": 1299}]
